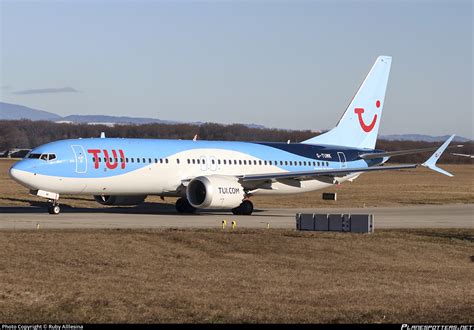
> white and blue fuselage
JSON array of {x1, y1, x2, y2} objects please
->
[{"x1": 10, "y1": 138, "x2": 380, "y2": 196}]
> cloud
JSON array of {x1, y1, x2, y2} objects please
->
[
  {"x1": 2, "y1": 85, "x2": 12, "y2": 90},
  {"x1": 12, "y1": 87, "x2": 81, "y2": 95}
]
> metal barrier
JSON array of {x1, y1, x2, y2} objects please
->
[{"x1": 296, "y1": 213, "x2": 374, "y2": 233}]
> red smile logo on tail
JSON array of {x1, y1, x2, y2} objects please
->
[{"x1": 354, "y1": 100, "x2": 381, "y2": 133}]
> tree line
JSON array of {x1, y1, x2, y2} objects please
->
[{"x1": 0, "y1": 120, "x2": 471, "y2": 164}]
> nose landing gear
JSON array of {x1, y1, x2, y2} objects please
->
[{"x1": 47, "y1": 199, "x2": 61, "y2": 215}]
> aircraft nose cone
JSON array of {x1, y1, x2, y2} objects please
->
[
  {"x1": 9, "y1": 162, "x2": 32, "y2": 187},
  {"x1": 9, "y1": 164, "x2": 20, "y2": 180}
]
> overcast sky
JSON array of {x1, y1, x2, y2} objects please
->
[{"x1": 1, "y1": 0, "x2": 472, "y2": 138}]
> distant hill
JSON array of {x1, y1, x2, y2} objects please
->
[
  {"x1": 0, "y1": 101, "x2": 267, "y2": 129},
  {"x1": 0, "y1": 102, "x2": 61, "y2": 120},
  {"x1": 0, "y1": 101, "x2": 470, "y2": 142},
  {"x1": 380, "y1": 134, "x2": 471, "y2": 143},
  {"x1": 62, "y1": 115, "x2": 178, "y2": 125}
]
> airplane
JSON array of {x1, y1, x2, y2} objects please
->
[
  {"x1": 451, "y1": 153, "x2": 474, "y2": 159},
  {"x1": 9, "y1": 56, "x2": 457, "y2": 215}
]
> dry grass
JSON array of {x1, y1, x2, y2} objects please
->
[
  {"x1": 0, "y1": 228, "x2": 472, "y2": 323},
  {"x1": 1, "y1": 159, "x2": 473, "y2": 209}
]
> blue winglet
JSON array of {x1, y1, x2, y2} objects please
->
[{"x1": 421, "y1": 134, "x2": 455, "y2": 177}]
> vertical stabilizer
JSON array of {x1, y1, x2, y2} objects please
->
[{"x1": 303, "y1": 56, "x2": 392, "y2": 150}]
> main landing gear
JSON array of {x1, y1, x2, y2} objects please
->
[
  {"x1": 175, "y1": 197, "x2": 197, "y2": 214},
  {"x1": 232, "y1": 200, "x2": 254, "y2": 216},
  {"x1": 47, "y1": 199, "x2": 61, "y2": 215},
  {"x1": 175, "y1": 198, "x2": 254, "y2": 215}
]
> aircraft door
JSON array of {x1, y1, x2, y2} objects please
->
[
  {"x1": 209, "y1": 156, "x2": 217, "y2": 171},
  {"x1": 71, "y1": 145, "x2": 87, "y2": 173},
  {"x1": 200, "y1": 156, "x2": 207, "y2": 171},
  {"x1": 337, "y1": 152, "x2": 347, "y2": 169}
]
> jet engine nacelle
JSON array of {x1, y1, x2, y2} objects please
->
[
  {"x1": 186, "y1": 176, "x2": 245, "y2": 209},
  {"x1": 93, "y1": 195, "x2": 147, "y2": 206}
]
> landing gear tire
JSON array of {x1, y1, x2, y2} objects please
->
[
  {"x1": 48, "y1": 204, "x2": 60, "y2": 215},
  {"x1": 232, "y1": 200, "x2": 253, "y2": 216},
  {"x1": 175, "y1": 197, "x2": 196, "y2": 214}
]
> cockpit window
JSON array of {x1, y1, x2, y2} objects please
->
[{"x1": 28, "y1": 153, "x2": 56, "y2": 161}]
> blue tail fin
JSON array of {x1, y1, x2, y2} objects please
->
[{"x1": 303, "y1": 56, "x2": 392, "y2": 150}]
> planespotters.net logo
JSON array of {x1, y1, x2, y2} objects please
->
[{"x1": 402, "y1": 325, "x2": 473, "y2": 330}]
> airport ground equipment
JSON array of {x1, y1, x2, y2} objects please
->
[
  {"x1": 296, "y1": 213, "x2": 374, "y2": 233},
  {"x1": 322, "y1": 192, "x2": 337, "y2": 200}
]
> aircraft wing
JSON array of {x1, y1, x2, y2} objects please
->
[
  {"x1": 239, "y1": 135, "x2": 456, "y2": 182},
  {"x1": 238, "y1": 164, "x2": 417, "y2": 182},
  {"x1": 359, "y1": 143, "x2": 463, "y2": 160}
]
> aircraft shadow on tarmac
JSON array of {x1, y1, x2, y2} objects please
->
[{"x1": 0, "y1": 199, "x2": 279, "y2": 216}]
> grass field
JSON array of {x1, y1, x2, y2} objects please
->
[
  {"x1": 0, "y1": 228, "x2": 472, "y2": 323},
  {"x1": 1, "y1": 159, "x2": 473, "y2": 323},
  {"x1": 1, "y1": 159, "x2": 473, "y2": 209}
]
